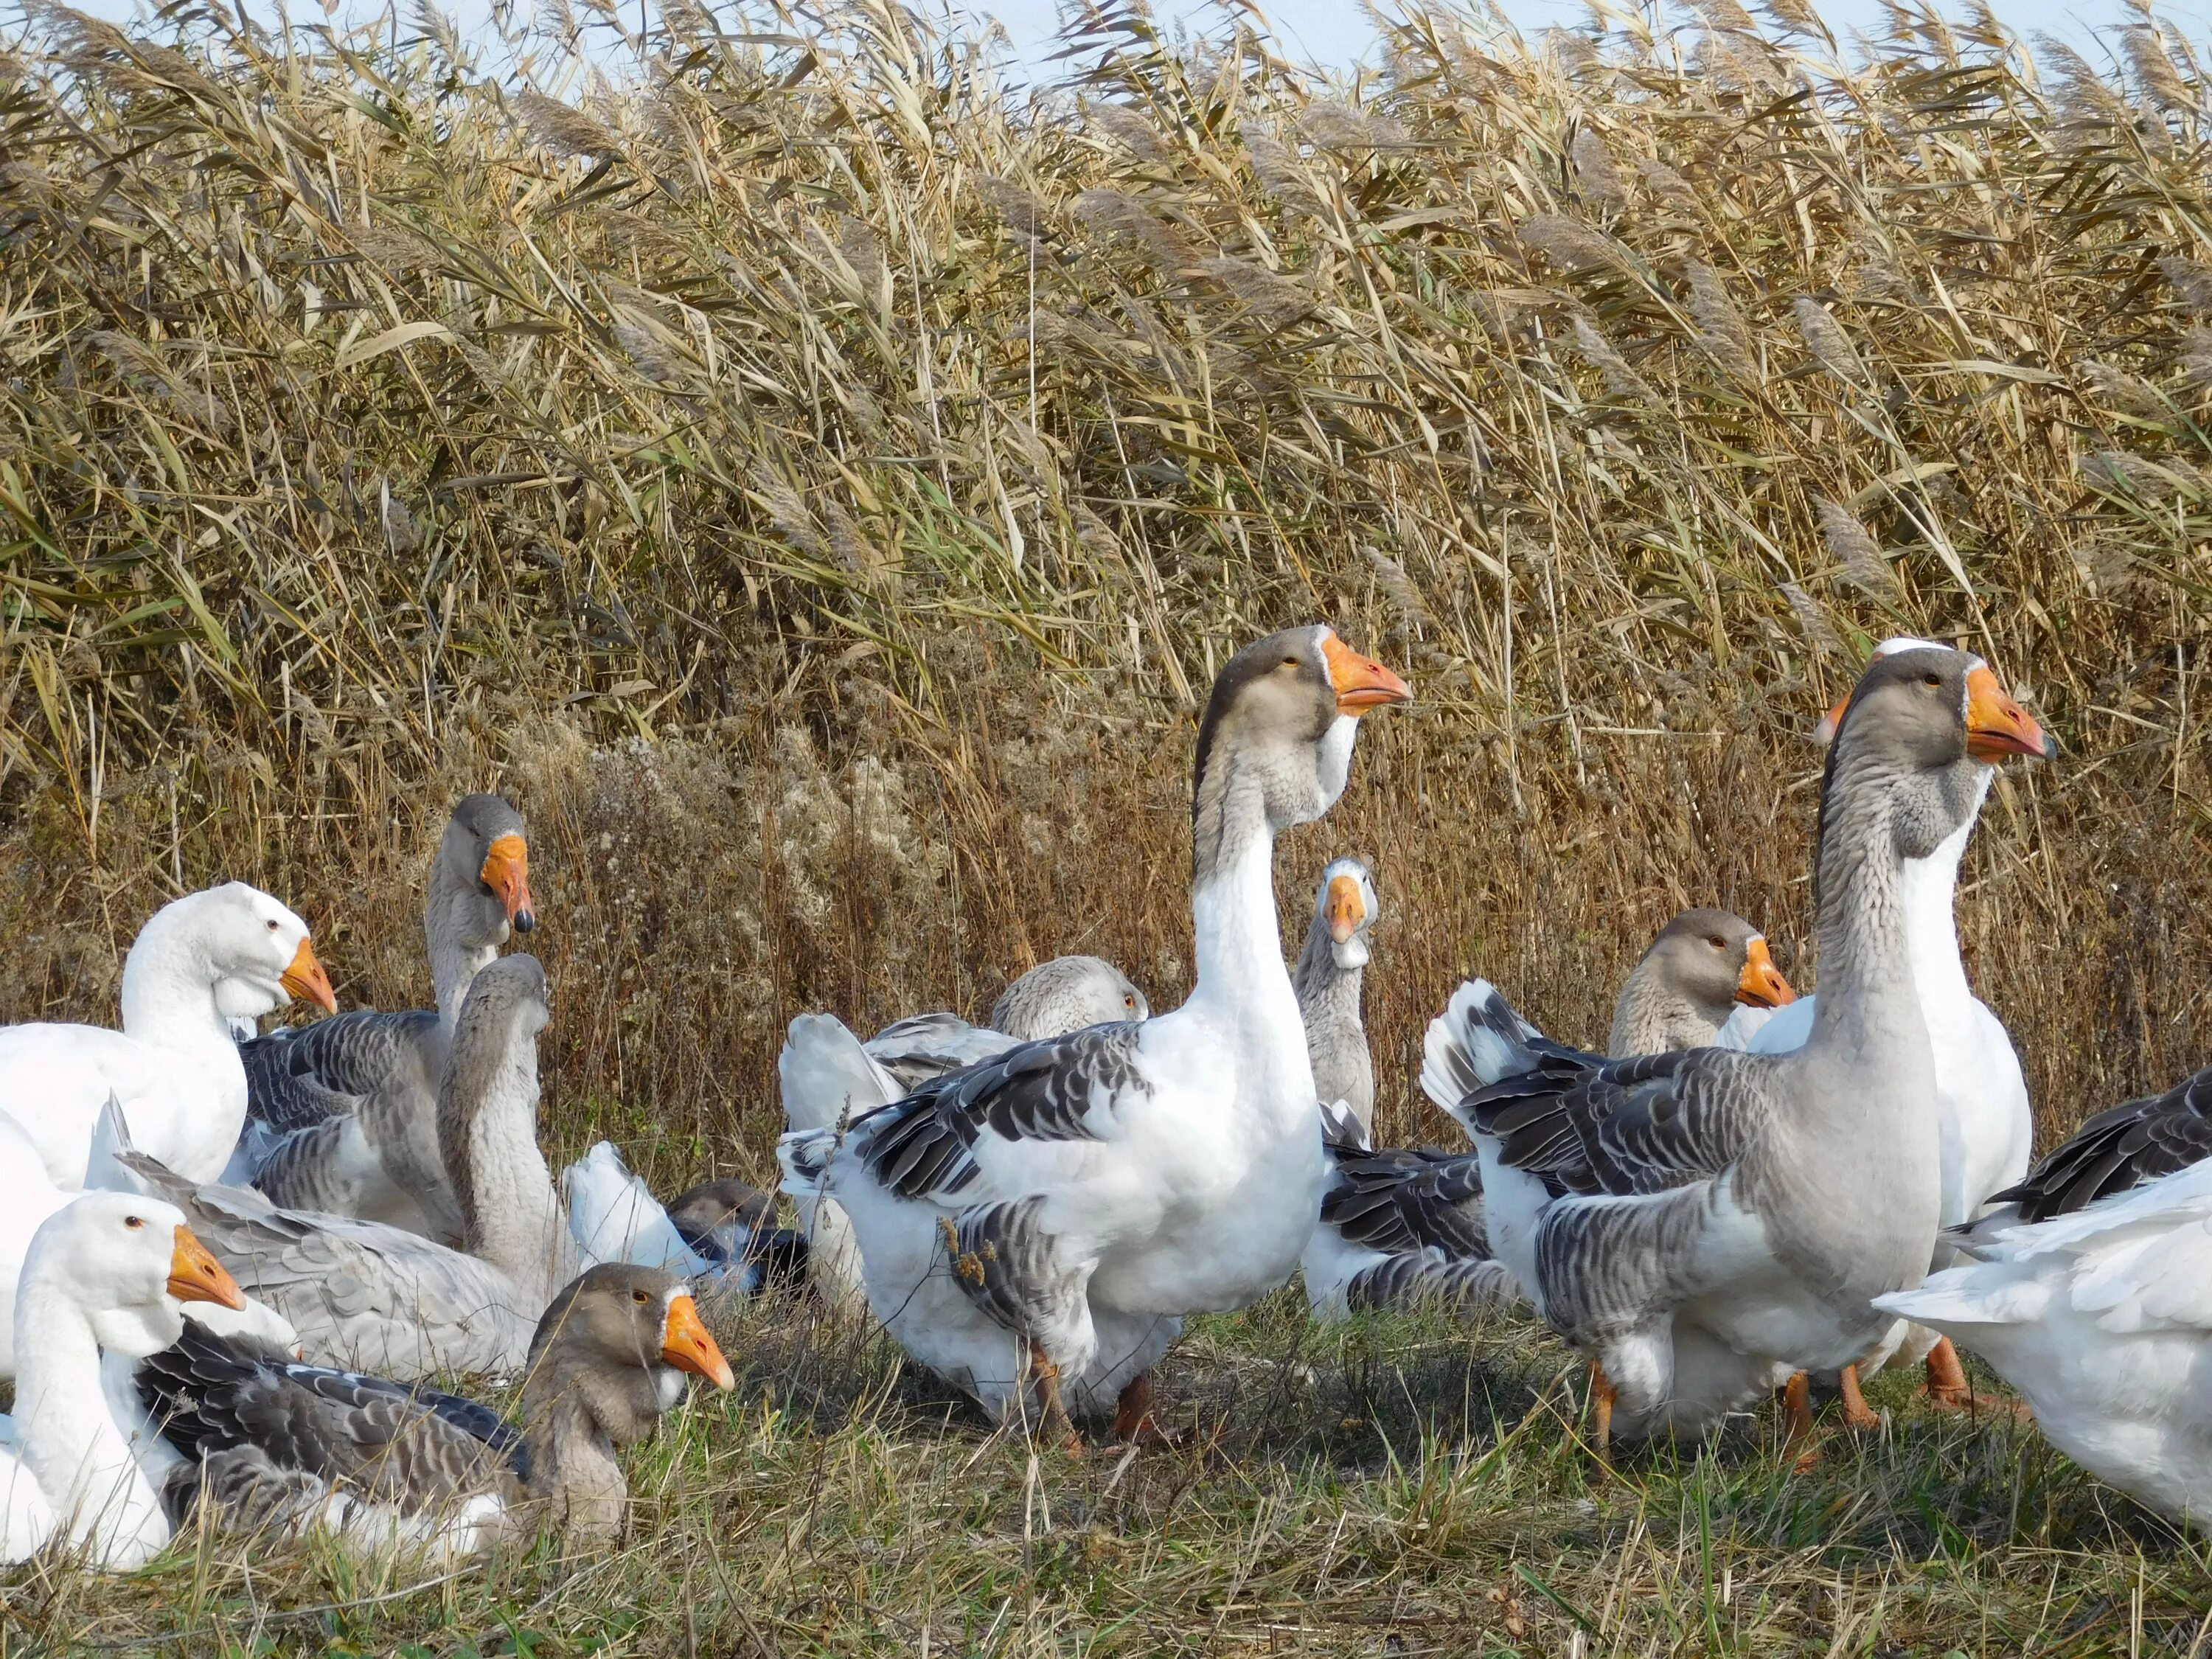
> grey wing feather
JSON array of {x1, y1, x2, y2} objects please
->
[
  {"x1": 950, "y1": 1196, "x2": 1088, "y2": 1349},
  {"x1": 241, "y1": 1010, "x2": 438, "y2": 1133},
  {"x1": 1467, "y1": 1048, "x2": 1767, "y2": 1198},
  {"x1": 1321, "y1": 1145, "x2": 1489, "y2": 1260},
  {"x1": 864, "y1": 1014, "x2": 1019, "y2": 1089},
  {"x1": 1345, "y1": 1250, "x2": 1520, "y2": 1314}
]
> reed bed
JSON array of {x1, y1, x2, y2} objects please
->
[{"x1": 3, "y1": 0, "x2": 2212, "y2": 1648}]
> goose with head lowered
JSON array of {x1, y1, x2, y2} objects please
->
[
  {"x1": 136, "y1": 1262, "x2": 731, "y2": 1560},
  {"x1": 114, "y1": 955, "x2": 575, "y2": 1381},
  {"x1": 1, "y1": 1192, "x2": 245, "y2": 1568},
  {"x1": 776, "y1": 953, "x2": 1152, "y2": 1312},
  {"x1": 230, "y1": 795, "x2": 536, "y2": 1240},
  {"x1": 781, "y1": 625, "x2": 1409, "y2": 1441},
  {"x1": 0, "y1": 884, "x2": 335, "y2": 1192},
  {"x1": 1714, "y1": 637, "x2": 2042, "y2": 1413},
  {"x1": 1423, "y1": 647, "x2": 2050, "y2": 1453}
]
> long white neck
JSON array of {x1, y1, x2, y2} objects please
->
[
  {"x1": 13, "y1": 1285, "x2": 169, "y2": 1569},
  {"x1": 1187, "y1": 799, "x2": 1296, "y2": 1032},
  {"x1": 1896, "y1": 775, "x2": 1989, "y2": 1040},
  {"x1": 462, "y1": 1061, "x2": 570, "y2": 1302},
  {"x1": 118, "y1": 910, "x2": 234, "y2": 1055}
]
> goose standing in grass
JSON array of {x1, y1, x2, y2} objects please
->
[
  {"x1": 1424, "y1": 647, "x2": 2050, "y2": 1450},
  {"x1": 1294, "y1": 857, "x2": 1380, "y2": 1135},
  {"x1": 231, "y1": 795, "x2": 535, "y2": 1239},
  {"x1": 0, "y1": 885, "x2": 335, "y2": 1191},
  {"x1": 782, "y1": 625, "x2": 1410, "y2": 1440},
  {"x1": 116, "y1": 955, "x2": 574, "y2": 1381},
  {"x1": 1609, "y1": 909, "x2": 1795, "y2": 1058},
  {"x1": 136, "y1": 1262, "x2": 732, "y2": 1559},
  {"x1": 778, "y1": 953, "x2": 1152, "y2": 1311},
  {"x1": 1714, "y1": 637, "x2": 2039, "y2": 1412},
  {"x1": 1, "y1": 1192, "x2": 245, "y2": 1568}
]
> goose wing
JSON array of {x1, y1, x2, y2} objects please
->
[
  {"x1": 1321, "y1": 1144, "x2": 1489, "y2": 1260},
  {"x1": 1988, "y1": 1063, "x2": 2212, "y2": 1223},
  {"x1": 863, "y1": 1013, "x2": 1020, "y2": 1090},
  {"x1": 240, "y1": 1010, "x2": 437, "y2": 1133},
  {"x1": 1468, "y1": 1046, "x2": 1761, "y2": 1198}
]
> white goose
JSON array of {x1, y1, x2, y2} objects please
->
[
  {"x1": 1714, "y1": 637, "x2": 2037, "y2": 1411},
  {"x1": 232, "y1": 794, "x2": 535, "y2": 1238},
  {"x1": 1423, "y1": 647, "x2": 2050, "y2": 1450},
  {"x1": 778, "y1": 953, "x2": 1152, "y2": 1312},
  {"x1": 1, "y1": 1192, "x2": 245, "y2": 1568},
  {"x1": 780, "y1": 625, "x2": 1410, "y2": 1439},
  {"x1": 0, "y1": 884, "x2": 335, "y2": 1190},
  {"x1": 0, "y1": 1114, "x2": 71, "y2": 1377}
]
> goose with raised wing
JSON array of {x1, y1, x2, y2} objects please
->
[
  {"x1": 0, "y1": 1192, "x2": 245, "y2": 1568},
  {"x1": 137, "y1": 1262, "x2": 731, "y2": 1560},
  {"x1": 116, "y1": 955, "x2": 574, "y2": 1381},
  {"x1": 231, "y1": 795, "x2": 535, "y2": 1239},
  {"x1": 1713, "y1": 637, "x2": 2039, "y2": 1412},
  {"x1": 1423, "y1": 647, "x2": 2051, "y2": 1450},
  {"x1": 780, "y1": 625, "x2": 1410, "y2": 1441},
  {"x1": 0, "y1": 885, "x2": 335, "y2": 1192}
]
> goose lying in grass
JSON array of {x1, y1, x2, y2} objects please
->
[
  {"x1": 0, "y1": 885, "x2": 335, "y2": 1191},
  {"x1": 1425, "y1": 647, "x2": 2049, "y2": 1451},
  {"x1": 779, "y1": 954, "x2": 1153, "y2": 1311},
  {"x1": 117, "y1": 956, "x2": 571, "y2": 1380},
  {"x1": 1, "y1": 1192, "x2": 245, "y2": 1568},
  {"x1": 1715, "y1": 637, "x2": 2039, "y2": 1413},
  {"x1": 232, "y1": 795, "x2": 536, "y2": 1239},
  {"x1": 137, "y1": 1261, "x2": 731, "y2": 1560},
  {"x1": 782, "y1": 625, "x2": 1409, "y2": 1442}
]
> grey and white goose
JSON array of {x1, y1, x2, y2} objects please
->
[
  {"x1": 1608, "y1": 908, "x2": 1794, "y2": 1057},
  {"x1": 137, "y1": 1262, "x2": 731, "y2": 1560},
  {"x1": 1422, "y1": 647, "x2": 2050, "y2": 1453},
  {"x1": 119, "y1": 956, "x2": 574, "y2": 1381},
  {"x1": 780, "y1": 625, "x2": 1410, "y2": 1442},
  {"x1": 1293, "y1": 857, "x2": 1380, "y2": 1135},
  {"x1": 231, "y1": 794, "x2": 536, "y2": 1240},
  {"x1": 777, "y1": 953, "x2": 1151, "y2": 1311}
]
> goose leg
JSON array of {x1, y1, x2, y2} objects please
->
[
  {"x1": 1026, "y1": 1341, "x2": 1082, "y2": 1454},
  {"x1": 1919, "y1": 1338, "x2": 1975, "y2": 1411},
  {"x1": 1837, "y1": 1364, "x2": 1882, "y2": 1431},
  {"x1": 1782, "y1": 1371, "x2": 1821, "y2": 1472},
  {"x1": 1588, "y1": 1361, "x2": 1615, "y2": 1464},
  {"x1": 1110, "y1": 1374, "x2": 1186, "y2": 1449}
]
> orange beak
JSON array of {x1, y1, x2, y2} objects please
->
[
  {"x1": 167, "y1": 1225, "x2": 245, "y2": 1311},
  {"x1": 660, "y1": 1293, "x2": 734, "y2": 1391},
  {"x1": 1813, "y1": 693, "x2": 1851, "y2": 747},
  {"x1": 1321, "y1": 632, "x2": 1412, "y2": 714},
  {"x1": 280, "y1": 936, "x2": 338, "y2": 1014},
  {"x1": 1323, "y1": 873, "x2": 1366, "y2": 945},
  {"x1": 480, "y1": 834, "x2": 536, "y2": 934},
  {"x1": 1965, "y1": 665, "x2": 2056, "y2": 762},
  {"x1": 1735, "y1": 936, "x2": 1795, "y2": 1009}
]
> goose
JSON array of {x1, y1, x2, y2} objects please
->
[
  {"x1": 1609, "y1": 909, "x2": 1795, "y2": 1058},
  {"x1": 1300, "y1": 1102, "x2": 1517, "y2": 1320},
  {"x1": 1976, "y1": 1061, "x2": 2212, "y2": 1228},
  {"x1": 779, "y1": 625, "x2": 1410, "y2": 1442},
  {"x1": 1713, "y1": 637, "x2": 2038, "y2": 1412},
  {"x1": 1422, "y1": 647, "x2": 2050, "y2": 1451},
  {"x1": 779, "y1": 955, "x2": 1154, "y2": 1311},
  {"x1": 662, "y1": 1178, "x2": 810, "y2": 1293},
  {"x1": 1, "y1": 1191, "x2": 246, "y2": 1568},
  {"x1": 136, "y1": 1261, "x2": 731, "y2": 1559},
  {"x1": 230, "y1": 795, "x2": 535, "y2": 1239},
  {"x1": 1874, "y1": 1159, "x2": 2212, "y2": 1525},
  {"x1": 1294, "y1": 858, "x2": 1380, "y2": 1134},
  {"x1": 0, "y1": 885, "x2": 335, "y2": 1191},
  {"x1": 114, "y1": 955, "x2": 573, "y2": 1381}
]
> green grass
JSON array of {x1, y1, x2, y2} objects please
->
[{"x1": 7, "y1": 1292, "x2": 2205, "y2": 1656}]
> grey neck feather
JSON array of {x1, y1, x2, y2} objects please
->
[
  {"x1": 1607, "y1": 964, "x2": 1726, "y2": 1059},
  {"x1": 425, "y1": 881, "x2": 498, "y2": 1032},
  {"x1": 1804, "y1": 747, "x2": 1927, "y2": 1073},
  {"x1": 1293, "y1": 916, "x2": 1373, "y2": 1127},
  {"x1": 439, "y1": 1032, "x2": 563, "y2": 1298},
  {"x1": 520, "y1": 1357, "x2": 661, "y2": 1548}
]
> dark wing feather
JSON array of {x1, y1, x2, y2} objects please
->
[
  {"x1": 1467, "y1": 1047, "x2": 1748, "y2": 1199},
  {"x1": 240, "y1": 1010, "x2": 437, "y2": 1132},
  {"x1": 1991, "y1": 1063, "x2": 2212, "y2": 1222},
  {"x1": 858, "y1": 1023, "x2": 1147, "y2": 1200},
  {"x1": 1321, "y1": 1145, "x2": 1489, "y2": 1259}
]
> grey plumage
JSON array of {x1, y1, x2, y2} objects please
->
[
  {"x1": 987, "y1": 956, "x2": 1148, "y2": 1042},
  {"x1": 1606, "y1": 908, "x2": 1784, "y2": 1059},
  {"x1": 1293, "y1": 857, "x2": 1378, "y2": 1132}
]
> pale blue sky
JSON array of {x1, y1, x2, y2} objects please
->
[{"x1": 53, "y1": 0, "x2": 2197, "y2": 73}]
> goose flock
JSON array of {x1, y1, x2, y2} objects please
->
[{"x1": 15, "y1": 615, "x2": 2212, "y2": 1573}]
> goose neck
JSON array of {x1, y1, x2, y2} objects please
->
[
  {"x1": 13, "y1": 1286, "x2": 162, "y2": 1557},
  {"x1": 1897, "y1": 810, "x2": 1976, "y2": 1021},
  {"x1": 445, "y1": 1055, "x2": 566, "y2": 1298},
  {"x1": 1607, "y1": 972, "x2": 1714, "y2": 1060},
  {"x1": 1293, "y1": 921, "x2": 1363, "y2": 1032},
  {"x1": 118, "y1": 913, "x2": 233, "y2": 1052},
  {"x1": 1805, "y1": 757, "x2": 1928, "y2": 1066},
  {"x1": 1187, "y1": 804, "x2": 1293, "y2": 1021},
  {"x1": 425, "y1": 897, "x2": 498, "y2": 1032}
]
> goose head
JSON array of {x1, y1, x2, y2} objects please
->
[
  {"x1": 137, "y1": 882, "x2": 335, "y2": 1024},
  {"x1": 21, "y1": 1192, "x2": 243, "y2": 1359},
  {"x1": 1192, "y1": 626, "x2": 1411, "y2": 849},
  {"x1": 436, "y1": 793, "x2": 537, "y2": 947},
  {"x1": 1823, "y1": 645, "x2": 2052, "y2": 861},
  {"x1": 990, "y1": 955, "x2": 1150, "y2": 1037},
  {"x1": 1637, "y1": 908, "x2": 1795, "y2": 1023},
  {"x1": 523, "y1": 1264, "x2": 734, "y2": 1443},
  {"x1": 1312, "y1": 856, "x2": 1380, "y2": 971}
]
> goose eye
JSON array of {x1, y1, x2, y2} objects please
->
[
  {"x1": 1707, "y1": 936, "x2": 1725, "y2": 950},
  {"x1": 124, "y1": 1215, "x2": 145, "y2": 1229},
  {"x1": 265, "y1": 919, "x2": 279, "y2": 931},
  {"x1": 1281, "y1": 655, "x2": 1300, "y2": 668},
  {"x1": 1922, "y1": 672, "x2": 1942, "y2": 688},
  {"x1": 1124, "y1": 995, "x2": 1135, "y2": 1009},
  {"x1": 633, "y1": 1289, "x2": 650, "y2": 1304}
]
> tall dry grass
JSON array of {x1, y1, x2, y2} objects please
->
[{"x1": 1, "y1": 0, "x2": 2208, "y2": 1178}]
